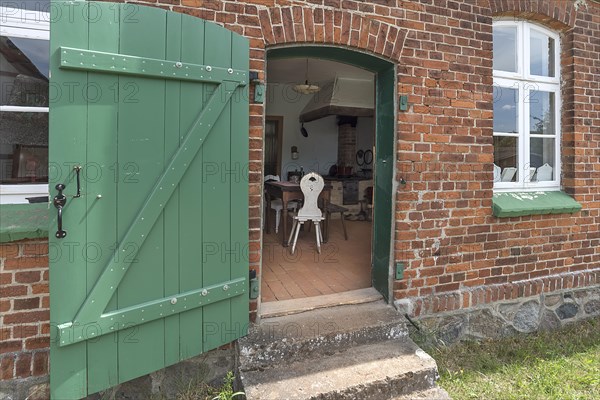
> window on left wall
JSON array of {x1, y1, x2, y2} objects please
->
[{"x1": 0, "y1": 5, "x2": 49, "y2": 204}]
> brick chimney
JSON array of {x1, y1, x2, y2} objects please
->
[{"x1": 337, "y1": 116, "x2": 357, "y2": 172}]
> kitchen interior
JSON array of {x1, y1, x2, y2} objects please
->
[{"x1": 262, "y1": 57, "x2": 376, "y2": 305}]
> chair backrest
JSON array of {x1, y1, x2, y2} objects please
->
[
  {"x1": 527, "y1": 167, "x2": 537, "y2": 181},
  {"x1": 297, "y1": 172, "x2": 324, "y2": 219},
  {"x1": 493, "y1": 164, "x2": 501, "y2": 183},
  {"x1": 264, "y1": 174, "x2": 280, "y2": 182},
  {"x1": 501, "y1": 167, "x2": 517, "y2": 182},
  {"x1": 536, "y1": 163, "x2": 553, "y2": 181}
]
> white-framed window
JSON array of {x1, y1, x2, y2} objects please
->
[
  {"x1": 493, "y1": 20, "x2": 561, "y2": 192},
  {"x1": 0, "y1": 5, "x2": 50, "y2": 204}
]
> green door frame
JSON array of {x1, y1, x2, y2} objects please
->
[{"x1": 267, "y1": 46, "x2": 397, "y2": 301}]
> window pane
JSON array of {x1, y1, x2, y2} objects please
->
[
  {"x1": 0, "y1": 36, "x2": 49, "y2": 107},
  {"x1": 493, "y1": 26, "x2": 517, "y2": 72},
  {"x1": 530, "y1": 29, "x2": 555, "y2": 77},
  {"x1": 530, "y1": 137, "x2": 555, "y2": 181},
  {"x1": 0, "y1": 111, "x2": 48, "y2": 184},
  {"x1": 493, "y1": 86, "x2": 518, "y2": 134},
  {"x1": 529, "y1": 90, "x2": 555, "y2": 135},
  {"x1": 493, "y1": 136, "x2": 518, "y2": 183}
]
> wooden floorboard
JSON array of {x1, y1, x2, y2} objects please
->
[
  {"x1": 261, "y1": 282, "x2": 276, "y2": 302},
  {"x1": 261, "y1": 219, "x2": 372, "y2": 302}
]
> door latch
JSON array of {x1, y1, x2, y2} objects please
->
[
  {"x1": 73, "y1": 165, "x2": 82, "y2": 198},
  {"x1": 53, "y1": 184, "x2": 67, "y2": 238}
]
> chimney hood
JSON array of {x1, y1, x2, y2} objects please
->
[{"x1": 299, "y1": 77, "x2": 374, "y2": 123}]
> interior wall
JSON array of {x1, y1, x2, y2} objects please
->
[
  {"x1": 266, "y1": 83, "x2": 337, "y2": 177},
  {"x1": 265, "y1": 83, "x2": 374, "y2": 178}
]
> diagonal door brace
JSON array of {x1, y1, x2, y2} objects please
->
[{"x1": 57, "y1": 81, "x2": 245, "y2": 345}]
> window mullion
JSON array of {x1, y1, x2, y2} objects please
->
[
  {"x1": 521, "y1": 85, "x2": 531, "y2": 182},
  {"x1": 521, "y1": 83, "x2": 528, "y2": 186},
  {"x1": 0, "y1": 106, "x2": 49, "y2": 113},
  {"x1": 554, "y1": 85, "x2": 561, "y2": 185},
  {"x1": 514, "y1": 25, "x2": 525, "y2": 187},
  {"x1": 520, "y1": 21, "x2": 526, "y2": 78},
  {"x1": 523, "y1": 22, "x2": 529, "y2": 80}
]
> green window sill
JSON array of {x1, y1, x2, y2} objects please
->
[
  {"x1": 0, "y1": 203, "x2": 49, "y2": 243},
  {"x1": 492, "y1": 191, "x2": 582, "y2": 218}
]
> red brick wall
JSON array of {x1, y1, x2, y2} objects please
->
[
  {"x1": 392, "y1": 0, "x2": 600, "y2": 313},
  {"x1": 0, "y1": 239, "x2": 49, "y2": 380}
]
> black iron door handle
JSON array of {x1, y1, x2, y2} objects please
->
[{"x1": 53, "y1": 184, "x2": 67, "y2": 238}]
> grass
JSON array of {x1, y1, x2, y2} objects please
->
[
  {"x1": 145, "y1": 371, "x2": 244, "y2": 400},
  {"x1": 414, "y1": 317, "x2": 600, "y2": 400},
  {"x1": 175, "y1": 371, "x2": 244, "y2": 400}
]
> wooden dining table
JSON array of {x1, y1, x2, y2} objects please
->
[{"x1": 264, "y1": 180, "x2": 332, "y2": 246}]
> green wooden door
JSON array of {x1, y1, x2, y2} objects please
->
[
  {"x1": 372, "y1": 65, "x2": 396, "y2": 301},
  {"x1": 48, "y1": 2, "x2": 249, "y2": 398}
]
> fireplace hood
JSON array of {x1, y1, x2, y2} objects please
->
[{"x1": 299, "y1": 77, "x2": 374, "y2": 123}]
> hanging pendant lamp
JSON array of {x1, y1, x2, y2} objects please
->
[{"x1": 293, "y1": 58, "x2": 321, "y2": 95}]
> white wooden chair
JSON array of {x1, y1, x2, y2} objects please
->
[
  {"x1": 528, "y1": 167, "x2": 537, "y2": 182},
  {"x1": 264, "y1": 175, "x2": 298, "y2": 233},
  {"x1": 493, "y1": 164, "x2": 501, "y2": 183},
  {"x1": 536, "y1": 163, "x2": 553, "y2": 181},
  {"x1": 501, "y1": 167, "x2": 517, "y2": 182},
  {"x1": 287, "y1": 172, "x2": 325, "y2": 254}
]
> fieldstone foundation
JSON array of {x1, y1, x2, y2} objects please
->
[
  {"x1": 397, "y1": 285, "x2": 600, "y2": 344},
  {"x1": 85, "y1": 347, "x2": 235, "y2": 400},
  {"x1": 0, "y1": 375, "x2": 49, "y2": 400},
  {"x1": 0, "y1": 347, "x2": 234, "y2": 400}
]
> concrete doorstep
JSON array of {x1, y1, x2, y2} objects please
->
[{"x1": 237, "y1": 301, "x2": 449, "y2": 400}]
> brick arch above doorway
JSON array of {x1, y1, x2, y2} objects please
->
[{"x1": 257, "y1": 6, "x2": 408, "y2": 63}]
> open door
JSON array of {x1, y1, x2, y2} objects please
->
[
  {"x1": 49, "y1": 2, "x2": 249, "y2": 398},
  {"x1": 266, "y1": 47, "x2": 395, "y2": 303},
  {"x1": 372, "y1": 65, "x2": 395, "y2": 301}
]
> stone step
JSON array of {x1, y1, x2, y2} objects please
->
[
  {"x1": 240, "y1": 339, "x2": 439, "y2": 400},
  {"x1": 238, "y1": 301, "x2": 408, "y2": 371}
]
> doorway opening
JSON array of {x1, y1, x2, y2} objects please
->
[{"x1": 261, "y1": 47, "x2": 395, "y2": 313}]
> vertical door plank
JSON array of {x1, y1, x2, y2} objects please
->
[
  {"x1": 85, "y1": 2, "x2": 120, "y2": 394},
  {"x1": 116, "y1": 4, "x2": 167, "y2": 383},
  {"x1": 229, "y1": 33, "x2": 250, "y2": 340},
  {"x1": 163, "y1": 10, "x2": 183, "y2": 367},
  {"x1": 202, "y1": 24, "x2": 233, "y2": 352},
  {"x1": 49, "y1": 1, "x2": 90, "y2": 398},
  {"x1": 178, "y1": 14, "x2": 206, "y2": 360}
]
